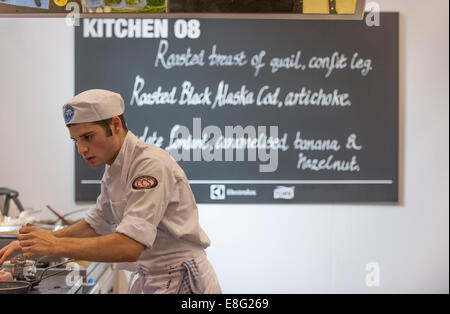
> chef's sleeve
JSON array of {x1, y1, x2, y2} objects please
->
[
  {"x1": 84, "y1": 181, "x2": 117, "y2": 235},
  {"x1": 115, "y1": 159, "x2": 174, "y2": 248}
]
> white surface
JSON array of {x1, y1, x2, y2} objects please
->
[{"x1": 0, "y1": 0, "x2": 448, "y2": 293}]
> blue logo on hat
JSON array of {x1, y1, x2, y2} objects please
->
[{"x1": 64, "y1": 104, "x2": 74, "y2": 123}]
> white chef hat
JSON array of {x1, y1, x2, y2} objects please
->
[{"x1": 63, "y1": 89, "x2": 125, "y2": 125}]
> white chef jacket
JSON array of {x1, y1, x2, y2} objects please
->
[{"x1": 83, "y1": 131, "x2": 220, "y2": 293}]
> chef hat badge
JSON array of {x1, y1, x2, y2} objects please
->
[{"x1": 63, "y1": 89, "x2": 125, "y2": 125}]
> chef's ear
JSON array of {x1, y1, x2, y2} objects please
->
[{"x1": 110, "y1": 116, "x2": 122, "y2": 135}]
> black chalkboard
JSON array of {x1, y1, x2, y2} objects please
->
[{"x1": 74, "y1": 13, "x2": 398, "y2": 203}]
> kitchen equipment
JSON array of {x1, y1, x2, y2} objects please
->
[
  {"x1": 11, "y1": 255, "x2": 36, "y2": 280},
  {"x1": 0, "y1": 259, "x2": 75, "y2": 294},
  {"x1": 0, "y1": 188, "x2": 25, "y2": 217},
  {"x1": 45, "y1": 205, "x2": 72, "y2": 225}
]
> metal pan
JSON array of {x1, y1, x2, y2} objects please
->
[
  {"x1": 0, "y1": 281, "x2": 30, "y2": 294},
  {"x1": 0, "y1": 259, "x2": 75, "y2": 294}
]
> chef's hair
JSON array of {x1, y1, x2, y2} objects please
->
[{"x1": 67, "y1": 114, "x2": 128, "y2": 137}]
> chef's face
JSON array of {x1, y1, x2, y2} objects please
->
[{"x1": 68, "y1": 122, "x2": 119, "y2": 168}]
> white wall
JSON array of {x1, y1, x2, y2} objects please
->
[{"x1": 0, "y1": 0, "x2": 448, "y2": 293}]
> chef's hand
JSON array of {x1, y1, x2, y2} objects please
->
[
  {"x1": 0, "y1": 240, "x2": 22, "y2": 265},
  {"x1": 18, "y1": 225, "x2": 58, "y2": 258}
]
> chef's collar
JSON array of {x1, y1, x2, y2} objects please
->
[{"x1": 105, "y1": 131, "x2": 136, "y2": 176}]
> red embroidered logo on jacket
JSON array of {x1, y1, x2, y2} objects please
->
[{"x1": 132, "y1": 176, "x2": 158, "y2": 190}]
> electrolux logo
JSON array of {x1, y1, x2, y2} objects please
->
[
  {"x1": 210, "y1": 185, "x2": 226, "y2": 200},
  {"x1": 210, "y1": 185, "x2": 258, "y2": 200},
  {"x1": 227, "y1": 189, "x2": 257, "y2": 196}
]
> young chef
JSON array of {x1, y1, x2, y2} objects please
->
[{"x1": 0, "y1": 89, "x2": 221, "y2": 294}]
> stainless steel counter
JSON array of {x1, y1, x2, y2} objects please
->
[
  {"x1": 1, "y1": 226, "x2": 116, "y2": 294},
  {"x1": 5, "y1": 263, "x2": 114, "y2": 294}
]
